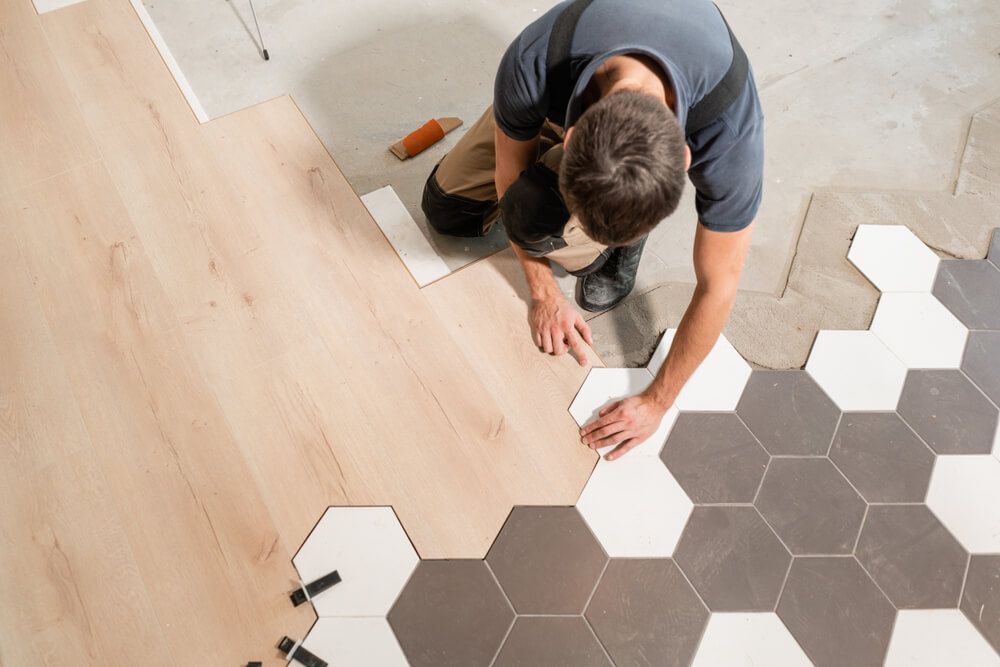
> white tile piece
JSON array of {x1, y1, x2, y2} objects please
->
[
  {"x1": 569, "y1": 367, "x2": 678, "y2": 458},
  {"x1": 576, "y1": 453, "x2": 693, "y2": 557},
  {"x1": 885, "y1": 610, "x2": 1000, "y2": 666},
  {"x1": 292, "y1": 506, "x2": 418, "y2": 617},
  {"x1": 300, "y1": 617, "x2": 409, "y2": 666},
  {"x1": 805, "y1": 330, "x2": 908, "y2": 410},
  {"x1": 993, "y1": 420, "x2": 1000, "y2": 462},
  {"x1": 871, "y1": 293, "x2": 968, "y2": 368},
  {"x1": 31, "y1": 0, "x2": 85, "y2": 13},
  {"x1": 361, "y1": 186, "x2": 451, "y2": 287},
  {"x1": 648, "y1": 330, "x2": 752, "y2": 411},
  {"x1": 926, "y1": 455, "x2": 1000, "y2": 553},
  {"x1": 848, "y1": 225, "x2": 940, "y2": 292},
  {"x1": 691, "y1": 613, "x2": 812, "y2": 667}
]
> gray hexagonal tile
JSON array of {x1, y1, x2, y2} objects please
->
[
  {"x1": 989, "y1": 228, "x2": 1000, "y2": 270},
  {"x1": 960, "y1": 555, "x2": 1000, "y2": 655},
  {"x1": 494, "y1": 616, "x2": 611, "y2": 666},
  {"x1": 963, "y1": 331, "x2": 1000, "y2": 405},
  {"x1": 898, "y1": 370, "x2": 999, "y2": 455},
  {"x1": 486, "y1": 506, "x2": 606, "y2": 615},
  {"x1": 586, "y1": 559, "x2": 708, "y2": 666},
  {"x1": 736, "y1": 370, "x2": 841, "y2": 456},
  {"x1": 829, "y1": 413, "x2": 935, "y2": 503},
  {"x1": 933, "y1": 259, "x2": 1000, "y2": 330},
  {"x1": 777, "y1": 557, "x2": 896, "y2": 667},
  {"x1": 856, "y1": 505, "x2": 968, "y2": 609},
  {"x1": 660, "y1": 413, "x2": 769, "y2": 504},
  {"x1": 755, "y1": 458, "x2": 867, "y2": 555},
  {"x1": 674, "y1": 506, "x2": 791, "y2": 611},
  {"x1": 388, "y1": 560, "x2": 514, "y2": 666}
]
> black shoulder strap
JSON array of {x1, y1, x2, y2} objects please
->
[
  {"x1": 685, "y1": 8, "x2": 749, "y2": 134},
  {"x1": 546, "y1": 0, "x2": 595, "y2": 117}
]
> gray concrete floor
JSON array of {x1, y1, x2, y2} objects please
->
[{"x1": 144, "y1": 0, "x2": 1000, "y2": 360}]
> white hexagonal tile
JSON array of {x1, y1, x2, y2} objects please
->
[
  {"x1": 299, "y1": 617, "x2": 409, "y2": 666},
  {"x1": 292, "y1": 506, "x2": 418, "y2": 616},
  {"x1": 848, "y1": 225, "x2": 940, "y2": 292},
  {"x1": 885, "y1": 610, "x2": 1000, "y2": 666},
  {"x1": 691, "y1": 613, "x2": 812, "y2": 667},
  {"x1": 569, "y1": 367, "x2": 679, "y2": 458},
  {"x1": 648, "y1": 330, "x2": 751, "y2": 411},
  {"x1": 576, "y1": 453, "x2": 692, "y2": 557},
  {"x1": 871, "y1": 293, "x2": 968, "y2": 369},
  {"x1": 927, "y1": 455, "x2": 1000, "y2": 553},
  {"x1": 805, "y1": 330, "x2": 908, "y2": 410}
]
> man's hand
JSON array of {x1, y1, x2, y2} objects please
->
[
  {"x1": 580, "y1": 392, "x2": 667, "y2": 461},
  {"x1": 530, "y1": 293, "x2": 593, "y2": 366}
]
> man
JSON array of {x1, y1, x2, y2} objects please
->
[{"x1": 422, "y1": 0, "x2": 764, "y2": 460}]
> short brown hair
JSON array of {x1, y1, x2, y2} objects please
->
[{"x1": 560, "y1": 91, "x2": 686, "y2": 246}]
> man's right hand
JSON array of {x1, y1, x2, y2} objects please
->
[{"x1": 529, "y1": 293, "x2": 593, "y2": 366}]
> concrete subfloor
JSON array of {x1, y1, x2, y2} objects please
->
[{"x1": 143, "y1": 0, "x2": 1000, "y2": 367}]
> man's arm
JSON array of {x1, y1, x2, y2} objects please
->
[
  {"x1": 580, "y1": 222, "x2": 753, "y2": 459},
  {"x1": 496, "y1": 125, "x2": 594, "y2": 364}
]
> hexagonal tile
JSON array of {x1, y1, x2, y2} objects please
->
[
  {"x1": 586, "y1": 559, "x2": 708, "y2": 666},
  {"x1": 691, "y1": 613, "x2": 812, "y2": 667},
  {"x1": 855, "y1": 505, "x2": 968, "y2": 609},
  {"x1": 299, "y1": 617, "x2": 408, "y2": 666},
  {"x1": 805, "y1": 330, "x2": 908, "y2": 411},
  {"x1": 964, "y1": 331, "x2": 1000, "y2": 405},
  {"x1": 885, "y1": 610, "x2": 1000, "y2": 666},
  {"x1": 933, "y1": 259, "x2": 1000, "y2": 330},
  {"x1": 292, "y1": 506, "x2": 418, "y2": 616},
  {"x1": 829, "y1": 412, "x2": 935, "y2": 503},
  {"x1": 927, "y1": 455, "x2": 1000, "y2": 553},
  {"x1": 674, "y1": 506, "x2": 791, "y2": 611},
  {"x1": 493, "y1": 617, "x2": 611, "y2": 667},
  {"x1": 576, "y1": 451, "x2": 693, "y2": 557},
  {"x1": 485, "y1": 506, "x2": 606, "y2": 614},
  {"x1": 648, "y1": 330, "x2": 751, "y2": 411},
  {"x1": 870, "y1": 293, "x2": 968, "y2": 368},
  {"x1": 848, "y1": 224, "x2": 940, "y2": 292},
  {"x1": 736, "y1": 370, "x2": 841, "y2": 456},
  {"x1": 776, "y1": 557, "x2": 896, "y2": 667},
  {"x1": 660, "y1": 413, "x2": 769, "y2": 503},
  {"x1": 387, "y1": 560, "x2": 514, "y2": 667},
  {"x1": 755, "y1": 458, "x2": 867, "y2": 555},
  {"x1": 569, "y1": 367, "x2": 678, "y2": 458},
  {"x1": 898, "y1": 370, "x2": 999, "y2": 454},
  {"x1": 960, "y1": 555, "x2": 1000, "y2": 654}
]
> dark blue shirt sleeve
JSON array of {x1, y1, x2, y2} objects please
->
[
  {"x1": 494, "y1": 36, "x2": 548, "y2": 141},
  {"x1": 687, "y1": 113, "x2": 764, "y2": 232}
]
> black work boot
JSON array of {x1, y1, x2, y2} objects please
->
[{"x1": 575, "y1": 237, "x2": 647, "y2": 313}]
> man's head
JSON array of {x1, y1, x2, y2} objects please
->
[{"x1": 561, "y1": 91, "x2": 689, "y2": 247}]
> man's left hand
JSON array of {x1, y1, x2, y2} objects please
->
[{"x1": 579, "y1": 393, "x2": 667, "y2": 461}]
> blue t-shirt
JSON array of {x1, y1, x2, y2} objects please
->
[{"x1": 494, "y1": 0, "x2": 764, "y2": 232}]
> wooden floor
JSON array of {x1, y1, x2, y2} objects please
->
[{"x1": 0, "y1": 0, "x2": 598, "y2": 663}]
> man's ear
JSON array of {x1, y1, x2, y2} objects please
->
[
  {"x1": 684, "y1": 144, "x2": 692, "y2": 171},
  {"x1": 564, "y1": 126, "x2": 574, "y2": 146}
]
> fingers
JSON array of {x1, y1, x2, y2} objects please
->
[
  {"x1": 605, "y1": 438, "x2": 638, "y2": 461},
  {"x1": 582, "y1": 423, "x2": 627, "y2": 449},
  {"x1": 540, "y1": 328, "x2": 553, "y2": 354},
  {"x1": 567, "y1": 333, "x2": 588, "y2": 367},
  {"x1": 576, "y1": 316, "x2": 594, "y2": 347},
  {"x1": 582, "y1": 403, "x2": 621, "y2": 435},
  {"x1": 552, "y1": 330, "x2": 568, "y2": 356},
  {"x1": 598, "y1": 400, "x2": 622, "y2": 418}
]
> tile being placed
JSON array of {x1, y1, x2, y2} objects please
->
[
  {"x1": 736, "y1": 370, "x2": 841, "y2": 456},
  {"x1": 885, "y1": 610, "x2": 1000, "y2": 666},
  {"x1": 963, "y1": 331, "x2": 1000, "y2": 405},
  {"x1": 829, "y1": 412, "x2": 935, "y2": 503},
  {"x1": 660, "y1": 413, "x2": 769, "y2": 504},
  {"x1": 755, "y1": 458, "x2": 867, "y2": 555},
  {"x1": 292, "y1": 506, "x2": 418, "y2": 617},
  {"x1": 960, "y1": 555, "x2": 1000, "y2": 654},
  {"x1": 926, "y1": 455, "x2": 1000, "y2": 553},
  {"x1": 576, "y1": 450, "x2": 693, "y2": 557},
  {"x1": 485, "y1": 506, "x2": 606, "y2": 614},
  {"x1": 299, "y1": 617, "x2": 408, "y2": 667},
  {"x1": 870, "y1": 292, "x2": 968, "y2": 368},
  {"x1": 805, "y1": 330, "x2": 908, "y2": 411},
  {"x1": 361, "y1": 185, "x2": 451, "y2": 287},
  {"x1": 855, "y1": 505, "x2": 968, "y2": 609},
  {"x1": 691, "y1": 613, "x2": 812, "y2": 667},
  {"x1": 933, "y1": 259, "x2": 1000, "y2": 330},
  {"x1": 847, "y1": 224, "x2": 940, "y2": 292},
  {"x1": 569, "y1": 367, "x2": 678, "y2": 458},
  {"x1": 674, "y1": 506, "x2": 791, "y2": 611},
  {"x1": 648, "y1": 330, "x2": 751, "y2": 411},
  {"x1": 493, "y1": 617, "x2": 611, "y2": 667},
  {"x1": 387, "y1": 560, "x2": 513, "y2": 667},
  {"x1": 898, "y1": 370, "x2": 999, "y2": 454},
  {"x1": 776, "y1": 557, "x2": 896, "y2": 667},
  {"x1": 586, "y1": 559, "x2": 709, "y2": 667}
]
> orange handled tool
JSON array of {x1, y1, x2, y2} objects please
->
[{"x1": 390, "y1": 117, "x2": 463, "y2": 160}]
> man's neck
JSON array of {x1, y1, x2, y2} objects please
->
[{"x1": 591, "y1": 54, "x2": 676, "y2": 112}]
